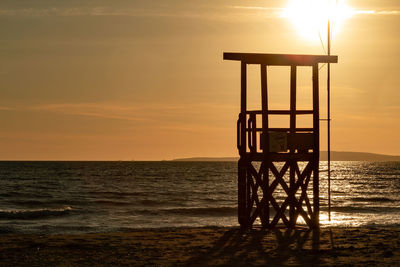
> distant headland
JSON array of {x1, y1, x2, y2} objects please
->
[{"x1": 173, "y1": 151, "x2": 400, "y2": 162}]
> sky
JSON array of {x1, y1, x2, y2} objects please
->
[{"x1": 0, "y1": 0, "x2": 399, "y2": 160}]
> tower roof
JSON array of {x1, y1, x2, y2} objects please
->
[{"x1": 223, "y1": 53, "x2": 338, "y2": 66}]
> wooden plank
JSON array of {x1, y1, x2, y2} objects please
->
[
  {"x1": 245, "y1": 110, "x2": 313, "y2": 115},
  {"x1": 248, "y1": 161, "x2": 270, "y2": 227},
  {"x1": 246, "y1": 168, "x2": 251, "y2": 226},
  {"x1": 240, "y1": 62, "x2": 247, "y2": 156},
  {"x1": 247, "y1": 116, "x2": 252, "y2": 152},
  {"x1": 238, "y1": 159, "x2": 247, "y2": 227},
  {"x1": 241, "y1": 62, "x2": 247, "y2": 114},
  {"x1": 261, "y1": 64, "x2": 268, "y2": 121},
  {"x1": 269, "y1": 160, "x2": 314, "y2": 228},
  {"x1": 312, "y1": 63, "x2": 320, "y2": 227},
  {"x1": 312, "y1": 63, "x2": 320, "y2": 158},
  {"x1": 269, "y1": 197, "x2": 290, "y2": 227},
  {"x1": 248, "y1": 162, "x2": 271, "y2": 226},
  {"x1": 261, "y1": 162, "x2": 269, "y2": 227},
  {"x1": 265, "y1": 162, "x2": 288, "y2": 198},
  {"x1": 223, "y1": 53, "x2": 338, "y2": 66},
  {"x1": 289, "y1": 66, "x2": 296, "y2": 225},
  {"x1": 248, "y1": 163, "x2": 261, "y2": 225},
  {"x1": 268, "y1": 161, "x2": 291, "y2": 227},
  {"x1": 237, "y1": 116, "x2": 241, "y2": 150},
  {"x1": 304, "y1": 170, "x2": 314, "y2": 214},
  {"x1": 248, "y1": 162, "x2": 263, "y2": 191},
  {"x1": 294, "y1": 172, "x2": 314, "y2": 227},
  {"x1": 289, "y1": 161, "x2": 296, "y2": 226},
  {"x1": 269, "y1": 110, "x2": 313, "y2": 115},
  {"x1": 262, "y1": 128, "x2": 313, "y2": 132},
  {"x1": 247, "y1": 152, "x2": 314, "y2": 162},
  {"x1": 248, "y1": 164, "x2": 262, "y2": 225},
  {"x1": 261, "y1": 64, "x2": 269, "y2": 156},
  {"x1": 282, "y1": 164, "x2": 314, "y2": 227},
  {"x1": 290, "y1": 66, "x2": 297, "y2": 136},
  {"x1": 247, "y1": 171, "x2": 257, "y2": 211},
  {"x1": 294, "y1": 161, "x2": 302, "y2": 178},
  {"x1": 249, "y1": 114, "x2": 256, "y2": 153},
  {"x1": 296, "y1": 205, "x2": 313, "y2": 228},
  {"x1": 250, "y1": 205, "x2": 260, "y2": 225}
]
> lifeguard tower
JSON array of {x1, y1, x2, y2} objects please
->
[{"x1": 224, "y1": 53, "x2": 338, "y2": 229}]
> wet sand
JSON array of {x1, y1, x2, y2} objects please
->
[{"x1": 0, "y1": 226, "x2": 399, "y2": 266}]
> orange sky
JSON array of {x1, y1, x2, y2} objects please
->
[{"x1": 0, "y1": 0, "x2": 399, "y2": 160}]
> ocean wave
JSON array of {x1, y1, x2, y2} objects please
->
[
  {"x1": 0, "y1": 206, "x2": 73, "y2": 220},
  {"x1": 91, "y1": 200, "x2": 132, "y2": 206},
  {"x1": 350, "y1": 197, "x2": 392, "y2": 202},
  {"x1": 0, "y1": 225, "x2": 17, "y2": 234},
  {"x1": 139, "y1": 199, "x2": 164, "y2": 206},
  {"x1": 328, "y1": 206, "x2": 400, "y2": 213},
  {"x1": 135, "y1": 206, "x2": 237, "y2": 216},
  {"x1": 135, "y1": 204, "x2": 400, "y2": 217},
  {"x1": 8, "y1": 199, "x2": 47, "y2": 206}
]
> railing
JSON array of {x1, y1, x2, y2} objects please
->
[{"x1": 237, "y1": 110, "x2": 315, "y2": 156}]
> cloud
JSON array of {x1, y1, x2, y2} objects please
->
[
  {"x1": 230, "y1": 5, "x2": 400, "y2": 18},
  {"x1": 230, "y1": 6, "x2": 283, "y2": 11},
  {"x1": 23, "y1": 102, "x2": 235, "y2": 135},
  {"x1": 1, "y1": 4, "x2": 399, "y2": 19},
  {"x1": 27, "y1": 102, "x2": 236, "y2": 129},
  {"x1": 0, "y1": 7, "x2": 215, "y2": 18},
  {"x1": 354, "y1": 9, "x2": 400, "y2": 15},
  {"x1": 29, "y1": 103, "x2": 145, "y2": 122},
  {"x1": 0, "y1": 106, "x2": 15, "y2": 111},
  {"x1": 384, "y1": 106, "x2": 400, "y2": 110},
  {"x1": 0, "y1": 5, "x2": 290, "y2": 21},
  {"x1": 230, "y1": 5, "x2": 285, "y2": 17}
]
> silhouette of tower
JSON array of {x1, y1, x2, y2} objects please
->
[{"x1": 224, "y1": 53, "x2": 338, "y2": 229}]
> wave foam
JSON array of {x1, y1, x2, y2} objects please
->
[{"x1": 0, "y1": 206, "x2": 72, "y2": 220}]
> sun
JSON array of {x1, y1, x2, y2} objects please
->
[{"x1": 282, "y1": 0, "x2": 354, "y2": 41}]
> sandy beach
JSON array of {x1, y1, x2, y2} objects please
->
[{"x1": 0, "y1": 226, "x2": 399, "y2": 266}]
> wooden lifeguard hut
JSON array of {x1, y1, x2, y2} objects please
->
[{"x1": 224, "y1": 53, "x2": 338, "y2": 229}]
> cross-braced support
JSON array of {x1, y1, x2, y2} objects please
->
[
  {"x1": 224, "y1": 53, "x2": 338, "y2": 229},
  {"x1": 239, "y1": 159, "x2": 318, "y2": 229}
]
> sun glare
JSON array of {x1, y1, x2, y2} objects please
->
[{"x1": 282, "y1": 0, "x2": 354, "y2": 41}]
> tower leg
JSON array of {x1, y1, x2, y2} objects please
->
[
  {"x1": 238, "y1": 158, "x2": 247, "y2": 229},
  {"x1": 289, "y1": 160, "x2": 296, "y2": 227},
  {"x1": 313, "y1": 160, "x2": 320, "y2": 229},
  {"x1": 261, "y1": 162, "x2": 270, "y2": 228}
]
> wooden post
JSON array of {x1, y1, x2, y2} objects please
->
[
  {"x1": 238, "y1": 158, "x2": 247, "y2": 227},
  {"x1": 261, "y1": 64, "x2": 269, "y2": 227},
  {"x1": 289, "y1": 65, "x2": 297, "y2": 227},
  {"x1": 248, "y1": 114, "x2": 256, "y2": 153},
  {"x1": 240, "y1": 62, "x2": 247, "y2": 156},
  {"x1": 290, "y1": 65, "x2": 297, "y2": 138},
  {"x1": 246, "y1": 167, "x2": 251, "y2": 227},
  {"x1": 238, "y1": 61, "x2": 248, "y2": 229},
  {"x1": 312, "y1": 63, "x2": 320, "y2": 228}
]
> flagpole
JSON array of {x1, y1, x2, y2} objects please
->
[{"x1": 327, "y1": 18, "x2": 332, "y2": 221}]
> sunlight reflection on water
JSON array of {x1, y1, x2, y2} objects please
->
[{"x1": 0, "y1": 161, "x2": 399, "y2": 234}]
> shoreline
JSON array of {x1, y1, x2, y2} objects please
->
[{"x1": 0, "y1": 226, "x2": 399, "y2": 266}]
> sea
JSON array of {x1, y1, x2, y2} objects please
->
[{"x1": 0, "y1": 161, "x2": 399, "y2": 235}]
